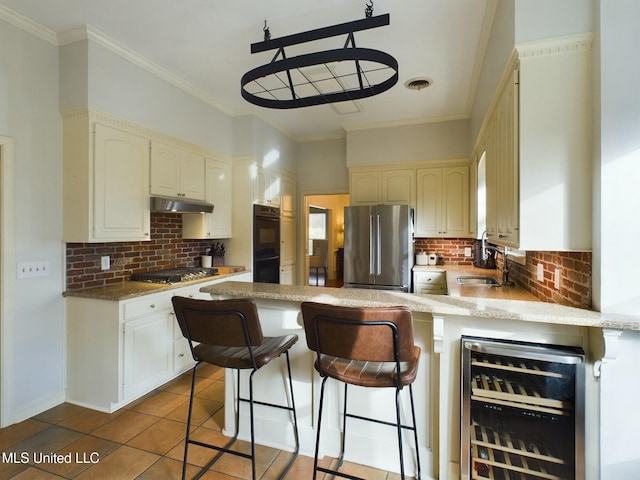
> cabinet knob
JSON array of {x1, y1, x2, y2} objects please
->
[
  {"x1": 150, "y1": 304, "x2": 155, "y2": 308},
  {"x1": 178, "y1": 353, "x2": 184, "y2": 358}
]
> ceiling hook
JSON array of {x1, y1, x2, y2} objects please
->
[
  {"x1": 263, "y1": 20, "x2": 271, "y2": 41},
  {"x1": 365, "y1": 1, "x2": 374, "y2": 18}
]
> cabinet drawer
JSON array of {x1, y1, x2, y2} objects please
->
[
  {"x1": 414, "y1": 284, "x2": 447, "y2": 295},
  {"x1": 413, "y1": 271, "x2": 447, "y2": 285},
  {"x1": 124, "y1": 295, "x2": 171, "y2": 320}
]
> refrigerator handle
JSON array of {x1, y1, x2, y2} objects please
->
[
  {"x1": 369, "y1": 214, "x2": 375, "y2": 275},
  {"x1": 376, "y1": 214, "x2": 381, "y2": 275}
]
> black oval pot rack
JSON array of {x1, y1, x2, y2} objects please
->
[{"x1": 241, "y1": 12, "x2": 398, "y2": 109}]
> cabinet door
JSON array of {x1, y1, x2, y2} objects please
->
[
  {"x1": 279, "y1": 265, "x2": 295, "y2": 285},
  {"x1": 151, "y1": 141, "x2": 205, "y2": 200},
  {"x1": 181, "y1": 150, "x2": 206, "y2": 200},
  {"x1": 280, "y1": 216, "x2": 296, "y2": 265},
  {"x1": 93, "y1": 124, "x2": 150, "y2": 241},
  {"x1": 382, "y1": 169, "x2": 415, "y2": 205},
  {"x1": 123, "y1": 310, "x2": 172, "y2": 400},
  {"x1": 350, "y1": 172, "x2": 381, "y2": 205},
  {"x1": 182, "y1": 158, "x2": 232, "y2": 239},
  {"x1": 254, "y1": 168, "x2": 281, "y2": 206},
  {"x1": 280, "y1": 176, "x2": 296, "y2": 216},
  {"x1": 442, "y1": 166, "x2": 470, "y2": 237},
  {"x1": 486, "y1": 71, "x2": 519, "y2": 246},
  {"x1": 415, "y1": 168, "x2": 443, "y2": 236},
  {"x1": 150, "y1": 141, "x2": 181, "y2": 198}
]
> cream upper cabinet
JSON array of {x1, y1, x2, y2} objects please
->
[
  {"x1": 182, "y1": 157, "x2": 232, "y2": 239},
  {"x1": 350, "y1": 171, "x2": 381, "y2": 205},
  {"x1": 63, "y1": 113, "x2": 151, "y2": 242},
  {"x1": 485, "y1": 70, "x2": 519, "y2": 246},
  {"x1": 416, "y1": 166, "x2": 469, "y2": 238},
  {"x1": 254, "y1": 167, "x2": 281, "y2": 206},
  {"x1": 481, "y1": 35, "x2": 592, "y2": 250},
  {"x1": 350, "y1": 169, "x2": 415, "y2": 206},
  {"x1": 280, "y1": 175, "x2": 296, "y2": 216},
  {"x1": 150, "y1": 140, "x2": 205, "y2": 201}
]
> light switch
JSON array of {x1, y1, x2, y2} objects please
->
[
  {"x1": 17, "y1": 261, "x2": 50, "y2": 279},
  {"x1": 101, "y1": 256, "x2": 110, "y2": 271},
  {"x1": 554, "y1": 268, "x2": 561, "y2": 290}
]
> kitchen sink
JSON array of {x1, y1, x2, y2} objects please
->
[{"x1": 456, "y1": 275, "x2": 501, "y2": 286}]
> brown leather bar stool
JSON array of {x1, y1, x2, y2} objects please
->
[
  {"x1": 301, "y1": 301, "x2": 421, "y2": 480},
  {"x1": 172, "y1": 296, "x2": 299, "y2": 480}
]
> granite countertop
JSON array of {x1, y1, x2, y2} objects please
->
[
  {"x1": 199, "y1": 281, "x2": 640, "y2": 332},
  {"x1": 63, "y1": 267, "x2": 248, "y2": 301}
]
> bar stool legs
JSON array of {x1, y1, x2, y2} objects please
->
[
  {"x1": 313, "y1": 377, "x2": 421, "y2": 480},
  {"x1": 182, "y1": 351, "x2": 299, "y2": 480}
]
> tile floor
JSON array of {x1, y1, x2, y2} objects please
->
[{"x1": 0, "y1": 364, "x2": 410, "y2": 479}]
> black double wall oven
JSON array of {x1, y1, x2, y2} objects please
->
[{"x1": 253, "y1": 204, "x2": 280, "y2": 284}]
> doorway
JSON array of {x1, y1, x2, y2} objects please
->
[
  {"x1": 1, "y1": 136, "x2": 15, "y2": 427},
  {"x1": 303, "y1": 193, "x2": 349, "y2": 287}
]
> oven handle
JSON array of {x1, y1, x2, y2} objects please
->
[{"x1": 464, "y1": 341, "x2": 583, "y2": 365}]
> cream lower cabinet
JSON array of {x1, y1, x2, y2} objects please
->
[
  {"x1": 412, "y1": 268, "x2": 448, "y2": 295},
  {"x1": 65, "y1": 273, "x2": 251, "y2": 412},
  {"x1": 150, "y1": 140, "x2": 205, "y2": 201},
  {"x1": 63, "y1": 113, "x2": 151, "y2": 242},
  {"x1": 123, "y1": 303, "x2": 173, "y2": 400},
  {"x1": 416, "y1": 166, "x2": 469, "y2": 237},
  {"x1": 182, "y1": 157, "x2": 233, "y2": 239}
]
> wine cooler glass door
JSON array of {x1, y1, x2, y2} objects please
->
[{"x1": 461, "y1": 337, "x2": 585, "y2": 480}]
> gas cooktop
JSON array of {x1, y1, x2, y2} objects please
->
[{"x1": 130, "y1": 267, "x2": 218, "y2": 284}]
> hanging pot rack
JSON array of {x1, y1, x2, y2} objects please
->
[{"x1": 240, "y1": 11, "x2": 398, "y2": 109}]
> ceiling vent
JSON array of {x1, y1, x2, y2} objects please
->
[{"x1": 404, "y1": 77, "x2": 432, "y2": 91}]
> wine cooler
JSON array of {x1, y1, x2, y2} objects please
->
[{"x1": 461, "y1": 337, "x2": 585, "y2": 480}]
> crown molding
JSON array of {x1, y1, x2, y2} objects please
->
[
  {"x1": 516, "y1": 32, "x2": 593, "y2": 58},
  {"x1": 0, "y1": 4, "x2": 57, "y2": 45},
  {"x1": 58, "y1": 25, "x2": 235, "y2": 117}
]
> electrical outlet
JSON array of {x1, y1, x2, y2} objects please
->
[
  {"x1": 554, "y1": 268, "x2": 561, "y2": 290},
  {"x1": 101, "y1": 256, "x2": 110, "y2": 271},
  {"x1": 17, "y1": 261, "x2": 50, "y2": 279},
  {"x1": 464, "y1": 247, "x2": 472, "y2": 257},
  {"x1": 536, "y1": 263, "x2": 544, "y2": 282}
]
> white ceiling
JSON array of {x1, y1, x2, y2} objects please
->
[{"x1": 0, "y1": 0, "x2": 493, "y2": 140}]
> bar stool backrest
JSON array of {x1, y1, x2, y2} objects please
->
[
  {"x1": 301, "y1": 302, "x2": 415, "y2": 363},
  {"x1": 172, "y1": 297, "x2": 264, "y2": 348}
]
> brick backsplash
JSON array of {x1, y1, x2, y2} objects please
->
[
  {"x1": 414, "y1": 238, "x2": 476, "y2": 265},
  {"x1": 66, "y1": 213, "x2": 215, "y2": 290},
  {"x1": 506, "y1": 251, "x2": 592, "y2": 309},
  {"x1": 415, "y1": 237, "x2": 592, "y2": 309}
]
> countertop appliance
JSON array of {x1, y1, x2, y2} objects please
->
[
  {"x1": 461, "y1": 336, "x2": 585, "y2": 480},
  {"x1": 253, "y1": 204, "x2": 280, "y2": 284},
  {"x1": 130, "y1": 267, "x2": 218, "y2": 284},
  {"x1": 343, "y1": 204, "x2": 414, "y2": 291}
]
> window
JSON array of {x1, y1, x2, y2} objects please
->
[{"x1": 308, "y1": 206, "x2": 327, "y2": 254}]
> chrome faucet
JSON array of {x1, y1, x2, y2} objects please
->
[
  {"x1": 481, "y1": 230, "x2": 489, "y2": 260},
  {"x1": 481, "y1": 231, "x2": 514, "y2": 286}
]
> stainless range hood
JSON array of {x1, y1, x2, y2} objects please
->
[{"x1": 150, "y1": 196, "x2": 214, "y2": 214}]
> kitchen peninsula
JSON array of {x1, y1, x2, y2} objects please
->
[{"x1": 199, "y1": 280, "x2": 640, "y2": 479}]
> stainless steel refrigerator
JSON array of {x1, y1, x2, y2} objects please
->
[{"x1": 343, "y1": 205, "x2": 414, "y2": 291}]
